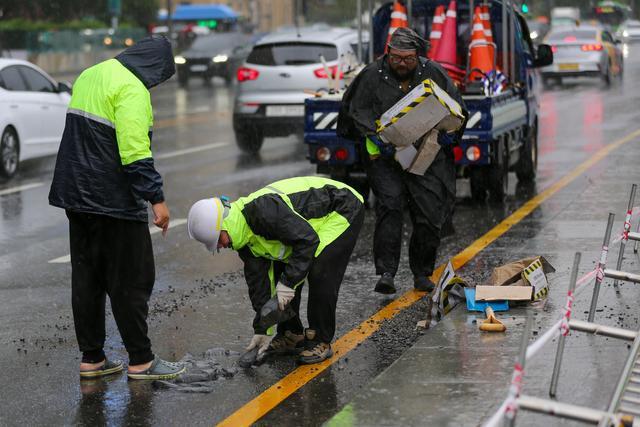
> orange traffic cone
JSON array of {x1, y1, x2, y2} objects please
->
[
  {"x1": 433, "y1": 0, "x2": 458, "y2": 65},
  {"x1": 428, "y1": 5, "x2": 445, "y2": 58},
  {"x1": 481, "y1": 4, "x2": 493, "y2": 43},
  {"x1": 481, "y1": 4, "x2": 495, "y2": 63},
  {"x1": 433, "y1": 0, "x2": 465, "y2": 84},
  {"x1": 469, "y1": 7, "x2": 494, "y2": 80},
  {"x1": 385, "y1": 1, "x2": 409, "y2": 53}
]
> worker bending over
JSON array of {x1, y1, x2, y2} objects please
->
[{"x1": 187, "y1": 177, "x2": 364, "y2": 364}]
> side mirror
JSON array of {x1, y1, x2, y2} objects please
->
[
  {"x1": 57, "y1": 81, "x2": 72, "y2": 94},
  {"x1": 614, "y1": 38, "x2": 622, "y2": 45},
  {"x1": 534, "y1": 44, "x2": 553, "y2": 68}
]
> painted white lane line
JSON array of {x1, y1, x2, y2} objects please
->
[
  {"x1": 155, "y1": 142, "x2": 229, "y2": 160},
  {"x1": 48, "y1": 218, "x2": 189, "y2": 264},
  {"x1": 0, "y1": 182, "x2": 44, "y2": 197},
  {"x1": 1, "y1": 143, "x2": 227, "y2": 198}
]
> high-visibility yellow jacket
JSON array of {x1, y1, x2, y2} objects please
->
[
  {"x1": 222, "y1": 176, "x2": 364, "y2": 333},
  {"x1": 49, "y1": 36, "x2": 175, "y2": 222}
]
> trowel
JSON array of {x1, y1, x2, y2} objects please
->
[
  {"x1": 237, "y1": 347, "x2": 267, "y2": 368},
  {"x1": 479, "y1": 307, "x2": 506, "y2": 332},
  {"x1": 257, "y1": 296, "x2": 296, "y2": 330}
]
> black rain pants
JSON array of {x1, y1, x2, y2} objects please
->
[{"x1": 67, "y1": 210, "x2": 155, "y2": 365}]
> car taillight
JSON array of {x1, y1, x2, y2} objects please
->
[
  {"x1": 314, "y1": 65, "x2": 344, "y2": 79},
  {"x1": 551, "y1": 45, "x2": 558, "y2": 53},
  {"x1": 581, "y1": 44, "x2": 603, "y2": 51},
  {"x1": 237, "y1": 67, "x2": 260, "y2": 82},
  {"x1": 466, "y1": 145, "x2": 481, "y2": 162},
  {"x1": 316, "y1": 147, "x2": 331, "y2": 162},
  {"x1": 453, "y1": 146, "x2": 463, "y2": 162},
  {"x1": 334, "y1": 148, "x2": 349, "y2": 161}
]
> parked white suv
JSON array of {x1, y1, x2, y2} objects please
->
[
  {"x1": 233, "y1": 27, "x2": 364, "y2": 153},
  {"x1": 0, "y1": 59, "x2": 71, "y2": 179}
]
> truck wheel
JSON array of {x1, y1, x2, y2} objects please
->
[
  {"x1": 0, "y1": 127, "x2": 19, "y2": 179},
  {"x1": 488, "y1": 140, "x2": 508, "y2": 202},
  {"x1": 516, "y1": 124, "x2": 538, "y2": 182},
  {"x1": 469, "y1": 167, "x2": 488, "y2": 202},
  {"x1": 235, "y1": 128, "x2": 264, "y2": 153}
]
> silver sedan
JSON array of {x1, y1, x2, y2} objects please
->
[{"x1": 541, "y1": 25, "x2": 623, "y2": 85}]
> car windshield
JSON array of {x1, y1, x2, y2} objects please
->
[
  {"x1": 247, "y1": 42, "x2": 338, "y2": 66},
  {"x1": 190, "y1": 34, "x2": 242, "y2": 52},
  {"x1": 548, "y1": 30, "x2": 597, "y2": 42}
]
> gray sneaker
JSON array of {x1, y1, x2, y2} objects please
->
[
  {"x1": 80, "y1": 358, "x2": 124, "y2": 379},
  {"x1": 127, "y1": 358, "x2": 185, "y2": 381}
]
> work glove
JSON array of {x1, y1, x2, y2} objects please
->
[
  {"x1": 276, "y1": 283, "x2": 295, "y2": 311},
  {"x1": 369, "y1": 134, "x2": 396, "y2": 158},
  {"x1": 246, "y1": 334, "x2": 272, "y2": 356},
  {"x1": 437, "y1": 131, "x2": 457, "y2": 146}
]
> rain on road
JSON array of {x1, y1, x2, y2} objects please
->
[{"x1": 1, "y1": 46, "x2": 639, "y2": 426}]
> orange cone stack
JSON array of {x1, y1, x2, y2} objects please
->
[
  {"x1": 469, "y1": 6, "x2": 494, "y2": 80},
  {"x1": 433, "y1": 0, "x2": 458, "y2": 65},
  {"x1": 432, "y1": 0, "x2": 465, "y2": 84},
  {"x1": 481, "y1": 5, "x2": 493, "y2": 43},
  {"x1": 385, "y1": 1, "x2": 409, "y2": 53},
  {"x1": 427, "y1": 5, "x2": 445, "y2": 58},
  {"x1": 481, "y1": 4, "x2": 495, "y2": 63}
]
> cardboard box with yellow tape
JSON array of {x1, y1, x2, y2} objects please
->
[
  {"x1": 376, "y1": 78, "x2": 465, "y2": 175},
  {"x1": 475, "y1": 256, "x2": 556, "y2": 302}
]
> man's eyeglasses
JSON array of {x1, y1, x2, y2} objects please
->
[{"x1": 388, "y1": 54, "x2": 418, "y2": 65}]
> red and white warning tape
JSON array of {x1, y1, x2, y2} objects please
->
[{"x1": 483, "y1": 207, "x2": 640, "y2": 427}]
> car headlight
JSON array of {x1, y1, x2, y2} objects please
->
[
  {"x1": 623, "y1": 30, "x2": 629, "y2": 37},
  {"x1": 530, "y1": 31, "x2": 539, "y2": 40},
  {"x1": 212, "y1": 54, "x2": 228, "y2": 63},
  {"x1": 174, "y1": 55, "x2": 186, "y2": 65}
]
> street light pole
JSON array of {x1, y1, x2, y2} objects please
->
[
  {"x1": 167, "y1": 0, "x2": 173, "y2": 43},
  {"x1": 368, "y1": 0, "x2": 374, "y2": 62},
  {"x1": 357, "y1": 0, "x2": 363, "y2": 61}
]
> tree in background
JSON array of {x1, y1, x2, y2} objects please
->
[{"x1": 0, "y1": 0, "x2": 160, "y2": 28}]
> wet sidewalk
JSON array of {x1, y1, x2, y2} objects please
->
[{"x1": 326, "y1": 135, "x2": 640, "y2": 426}]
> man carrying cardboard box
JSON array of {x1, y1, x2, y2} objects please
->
[{"x1": 338, "y1": 28, "x2": 467, "y2": 294}]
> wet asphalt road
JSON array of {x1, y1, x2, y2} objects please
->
[{"x1": 1, "y1": 46, "x2": 639, "y2": 426}]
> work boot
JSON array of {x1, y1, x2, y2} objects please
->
[
  {"x1": 267, "y1": 330, "x2": 304, "y2": 355},
  {"x1": 374, "y1": 272, "x2": 396, "y2": 294},
  {"x1": 414, "y1": 276, "x2": 436, "y2": 292},
  {"x1": 298, "y1": 329, "x2": 333, "y2": 365}
]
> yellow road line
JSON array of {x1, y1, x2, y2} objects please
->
[{"x1": 217, "y1": 129, "x2": 640, "y2": 427}]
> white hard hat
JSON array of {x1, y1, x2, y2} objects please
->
[{"x1": 187, "y1": 197, "x2": 229, "y2": 253}]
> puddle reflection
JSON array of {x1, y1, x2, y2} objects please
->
[{"x1": 75, "y1": 378, "x2": 153, "y2": 426}]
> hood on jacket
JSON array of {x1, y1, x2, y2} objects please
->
[{"x1": 115, "y1": 35, "x2": 175, "y2": 89}]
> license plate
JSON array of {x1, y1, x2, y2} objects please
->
[
  {"x1": 265, "y1": 105, "x2": 304, "y2": 117},
  {"x1": 559, "y1": 63, "x2": 579, "y2": 71},
  {"x1": 190, "y1": 65, "x2": 207, "y2": 72}
]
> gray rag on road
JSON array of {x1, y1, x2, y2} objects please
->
[{"x1": 152, "y1": 348, "x2": 240, "y2": 393}]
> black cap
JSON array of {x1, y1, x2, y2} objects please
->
[{"x1": 388, "y1": 27, "x2": 429, "y2": 53}]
